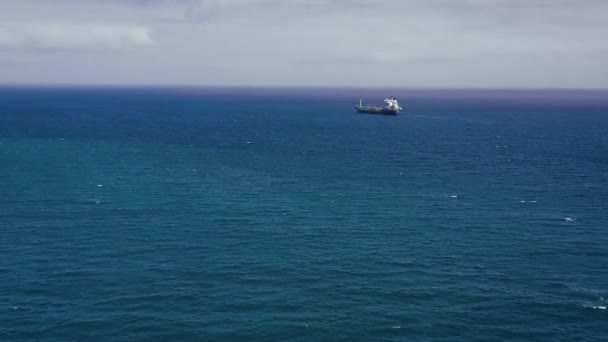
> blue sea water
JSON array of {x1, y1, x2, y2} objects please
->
[{"x1": 0, "y1": 86, "x2": 607, "y2": 341}]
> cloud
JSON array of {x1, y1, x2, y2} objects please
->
[
  {"x1": 0, "y1": 0, "x2": 607, "y2": 87},
  {"x1": 0, "y1": 24, "x2": 154, "y2": 52}
]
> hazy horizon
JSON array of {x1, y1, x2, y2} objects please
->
[
  {"x1": 1, "y1": 0, "x2": 607, "y2": 88},
  {"x1": 2, "y1": 83, "x2": 608, "y2": 91}
]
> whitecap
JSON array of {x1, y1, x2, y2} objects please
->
[
  {"x1": 391, "y1": 326, "x2": 401, "y2": 329},
  {"x1": 449, "y1": 195, "x2": 458, "y2": 198},
  {"x1": 585, "y1": 305, "x2": 606, "y2": 310},
  {"x1": 564, "y1": 217, "x2": 576, "y2": 222},
  {"x1": 96, "y1": 184, "x2": 103, "y2": 187}
]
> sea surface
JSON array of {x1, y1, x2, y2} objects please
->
[{"x1": 1, "y1": 86, "x2": 607, "y2": 341}]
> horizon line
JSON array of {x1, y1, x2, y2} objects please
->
[{"x1": 1, "y1": 82, "x2": 607, "y2": 92}]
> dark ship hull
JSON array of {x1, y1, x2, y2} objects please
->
[{"x1": 355, "y1": 106, "x2": 399, "y2": 115}]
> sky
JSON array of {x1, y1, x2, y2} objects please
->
[{"x1": 0, "y1": 0, "x2": 607, "y2": 88}]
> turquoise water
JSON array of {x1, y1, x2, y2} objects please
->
[{"x1": 1, "y1": 87, "x2": 607, "y2": 340}]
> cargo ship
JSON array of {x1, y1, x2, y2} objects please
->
[{"x1": 356, "y1": 97, "x2": 402, "y2": 115}]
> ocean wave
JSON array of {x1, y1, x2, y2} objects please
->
[{"x1": 584, "y1": 305, "x2": 606, "y2": 310}]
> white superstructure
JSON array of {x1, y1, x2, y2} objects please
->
[{"x1": 384, "y1": 97, "x2": 402, "y2": 110}]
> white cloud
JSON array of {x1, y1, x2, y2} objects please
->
[
  {"x1": 0, "y1": 0, "x2": 607, "y2": 87},
  {"x1": 0, "y1": 24, "x2": 154, "y2": 51}
]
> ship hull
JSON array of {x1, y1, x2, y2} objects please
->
[{"x1": 356, "y1": 107, "x2": 399, "y2": 115}]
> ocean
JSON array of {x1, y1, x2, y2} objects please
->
[{"x1": 1, "y1": 86, "x2": 607, "y2": 341}]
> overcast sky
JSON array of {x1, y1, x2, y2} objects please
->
[{"x1": 0, "y1": 0, "x2": 607, "y2": 88}]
